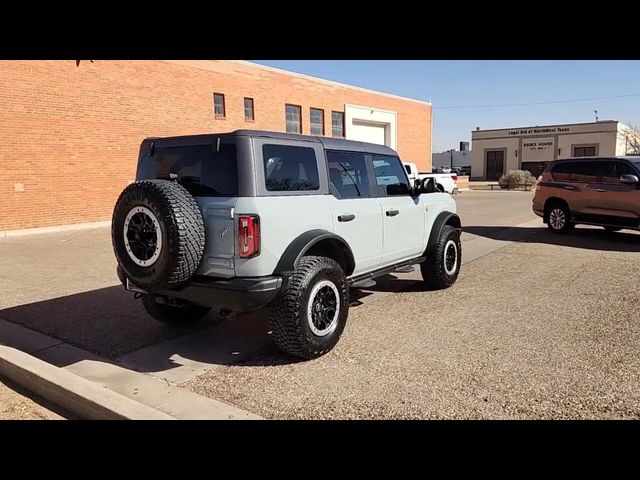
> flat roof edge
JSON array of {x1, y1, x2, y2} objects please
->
[{"x1": 472, "y1": 120, "x2": 620, "y2": 134}]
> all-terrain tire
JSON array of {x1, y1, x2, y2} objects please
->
[
  {"x1": 421, "y1": 225, "x2": 461, "y2": 290},
  {"x1": 269, "y1": 256, "x2": 349, "y2": 359},
  {"x1": 141, "y1": 295, "x2": 210, "y2": 325},
  {"x1": 112, "y1": 180, "x2": 205, "y2": 292}
]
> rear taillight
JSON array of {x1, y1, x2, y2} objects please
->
[
  {"x1": 451, "y1": 175, "x2": 458, "y2": 182},
  {"x1": 238, "y1": 215, "x2": 260, "y2": 258}
]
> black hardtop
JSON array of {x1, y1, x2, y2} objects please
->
[{"x1": 140, "y1": 129, "x2": 398, "y2": 156}]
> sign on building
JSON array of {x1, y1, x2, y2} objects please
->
[{"x1": 521, "y1": 137, "x2": 555, "y2": 162}]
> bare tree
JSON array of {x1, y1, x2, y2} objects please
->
[{"x1": 621, "y1": 123, "x2": 640, "y2": 155}]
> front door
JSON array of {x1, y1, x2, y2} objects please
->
[
  {"x1": 326, "y1": 150, "x2": 383, "y2": 275},
  {"x1": 371, "y1": 154, "x2": 425, "y2": 265},
  {"x1": 485, "y1": 150, "x2": 505, "y2": 181},
  {"x1": 593, "y1": 161, "x2": 640, "y2": 223}
]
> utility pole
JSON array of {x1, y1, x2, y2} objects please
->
[{"x1": 450, "y1": 149, "x2": 454, "y2": 168}]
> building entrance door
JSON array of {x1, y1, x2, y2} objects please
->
[{"x1": 485, "y1": 150, "x2": 505, "y2": 180}]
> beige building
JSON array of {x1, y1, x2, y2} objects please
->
[{"x1": 471, "y1": 120, "x2": 634, "y2": 180}]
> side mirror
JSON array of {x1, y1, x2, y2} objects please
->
[
  {"x1": 620, "y1": 174, "x2": 639, "y2": 184},
  {"x1": 421, "y1": 177, "x2": 437, "y2": 193}
]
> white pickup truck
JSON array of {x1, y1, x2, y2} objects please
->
[{"x1": 403, "y1": 162, "x2": 459, "y2": 195}]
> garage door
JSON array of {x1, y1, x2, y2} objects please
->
[{"x1": 349, "y1": 121, "x2": 387, "y2": 146}]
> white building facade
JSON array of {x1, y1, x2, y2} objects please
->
[{"x1": 471, "y1": 120, "x2": 634, "y2": 180}]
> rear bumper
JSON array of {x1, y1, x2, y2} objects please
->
[
  {"x1": 533, "y1": 208, "x2": 544, "y2": 218},
  {"x1": 117, "y1": 266, "x2": 285, "y2": 312}
]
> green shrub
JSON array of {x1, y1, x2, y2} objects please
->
[{"x1": 498, "y1": 170, "x2": 536, "y2": 189}]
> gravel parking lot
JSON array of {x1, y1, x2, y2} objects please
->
[
  {"x1": 185, "y1": 230, "x2": 640, "y2": 419},
  {"x1": 1, "y1": 190, "x2": 639, "y2": 419},
  {"x1": 0, "y1": 379, "x2": 64, "y2": 420}
]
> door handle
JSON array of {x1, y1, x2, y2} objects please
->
[
  {"x1": 337, "y1": 214, "x2": 355, "y2": 222},
  {"x1": 386, "y1": 209, "x2": 400, "y2": 217}
]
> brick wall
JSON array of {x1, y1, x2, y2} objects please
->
[{"x1": 0, "y1": 60, "x2": 432, "y2": 231}]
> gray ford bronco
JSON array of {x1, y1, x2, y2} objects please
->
[{"x1": 112, "y1": 130, "x2": 462, "y2": 359}]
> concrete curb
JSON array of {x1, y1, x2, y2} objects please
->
[
  {"x1": 0, "y1": 345, "x2": 174, "y2": 420},
  {"x1": 0, "y1": 221, "x2": 111, "y2": 238}
]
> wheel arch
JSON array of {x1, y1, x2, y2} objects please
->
[
  {"x1": 273, "y1": 229, "x2": 356, "y2": 277},
  {"x1": 426, "y1": 211, "x2": 462, "y2": 253},
  {"x1": 543, "y1": 197, "x2": 570, "y2": 222}
]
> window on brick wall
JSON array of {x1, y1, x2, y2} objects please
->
[
  {"x1": 310, "y1": 108, "x2": 325, "y2": 135},
  {"x1": 214, "y1": 93, "x2": 225, "y2": 118},
  {"x1": 286, "y1": 104, "x2": 302, "y2": 133},
  {"x1": 244, "y1": 97, "x2": 255, "y2": 121},
  {"x1": 332, "y1": 111, "x2": 344, "y2": 137}
]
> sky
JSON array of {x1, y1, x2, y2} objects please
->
[{"x1": 252, "y1": 60, "x2": 640, "y2": 152}]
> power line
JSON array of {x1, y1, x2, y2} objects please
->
[{"x1": 434, "y1": 93, "x2": 640, "y2": 109}]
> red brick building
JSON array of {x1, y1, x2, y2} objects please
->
[{"x1": 0, "y1": 60, "x2": 432, "y2": 232}]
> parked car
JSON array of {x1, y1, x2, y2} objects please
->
[
  {"x1": 533, "y1": 156, "x2": 640, "y2": 233},
  {"x1": 111, "y1": 130, "x2": 462, "y2": 359},
  {"x1": 403, "y1": 162, "x2": 459, "y2": 194},
  {"x1": 457, "y1": 166, "x2": 472, "y2": 177}
]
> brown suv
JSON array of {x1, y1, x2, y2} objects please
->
[{"x1": 533, "y1": 156, "x2": 640, "y2": 233}]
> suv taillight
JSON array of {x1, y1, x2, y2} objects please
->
[
  {"x1": 451, "y1": 175, "x2": 458, "y2": 182},
  {"x1": 238, "y1": 215, "x2": 260, "y2": 258}
]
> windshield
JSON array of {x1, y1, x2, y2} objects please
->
[{"x1": 137, "y1": 143, "x2": 238, "y2": 197}]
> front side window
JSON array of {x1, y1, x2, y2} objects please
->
[
  {"x1": 332, "y1": 111, "x2": 344, "y2": 137},
  {"x1": 601, "y1": 161, "x2": 637, "y2": 184},
  {"x1": 263, "y1": 144, "x2": 319, "y2": 191},
  {"x1": 327, "y1": 151, "x2": 370, "y2": 199},
  {"x1": 310, "y1": 108, "x2": 325, "y2": 135},
  {"x1": 372, "y1": 154, "x2": 411, "y2": 196},
  {"x1": 213, "y1": 93, "x2": 225, "y2": 118},
  {"x1": 285, "y1": 104, "x2": 302, "y2": 133}
]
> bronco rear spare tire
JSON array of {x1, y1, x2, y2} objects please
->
[{"x1": 112, "y1": 179, "x2": 205, "y2": 292}]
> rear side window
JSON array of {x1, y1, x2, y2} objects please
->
[
  {"x1": 263, "y1": 144, "x2": 320, "y2": 191},
  {"x1": 372, "y1": 154, "x2": 411, "y2": 196},
  {"x1": 326, "y1": 150, "x2": 371, "y2": 199},
  {"x1": 137, "y1": 143, "x2": 238, "y2": 196},
  {"x1": 551, "y1": 161, "x2": 600, "y2": 183}
]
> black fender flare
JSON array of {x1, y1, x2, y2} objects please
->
[
  {"x1": 273, "y1": 229, "x2": 356, "y2": 276},
  {"x1": 426, "y1": 211, "x2": 462, "y2": 253}
]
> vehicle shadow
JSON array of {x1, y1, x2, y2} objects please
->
[
  {"x1": 464, "y1": 226, "x2": 640, "y2": 252},
  {"x1": 0, "y1": 273, "x2": 433, "y2": 372}
]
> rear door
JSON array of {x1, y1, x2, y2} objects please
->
[
  {"x1": 371, "y1": 154, "x2": 425, "y2": 265},
  {"x1": 326, "y1": 150, "x2": 383, "y2": 275},
  {"x1": 136, "y1": 139, "x2": 238, "y2": 278}
]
